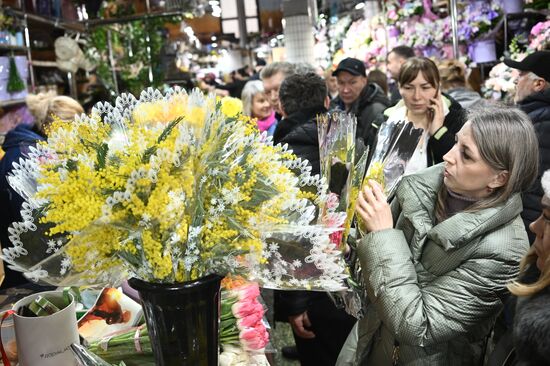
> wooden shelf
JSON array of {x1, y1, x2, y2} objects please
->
[
  {"x1": 0, "y1": 44, "x2": 29, "y2": 52},
  {"x1": 0, "y1": 98, "x2": 26, "y2": 107}
]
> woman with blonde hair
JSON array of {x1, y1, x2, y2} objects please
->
[
  {"x1": 489, "y1": 169, "x2": 550, "y2": 366},
  {"x1": 338, "y1": 106, "x2": 539, "y2": 365},
  {"x1": 438, "y1": 59, "x2": 484, "y2": 110},
  {"x1": 0, "y1": 92, "x2": 83, "y2": 288},
  {"x1": 26, "y1": 91, "x2": 84, "y2": 134}
]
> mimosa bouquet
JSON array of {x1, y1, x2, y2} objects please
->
[
  {"x1": 2, "y1": 88, "x2": 347, "y2": 290},
  {"x1": 344, "y1": 119, "x2": 423, "y2": 318}
]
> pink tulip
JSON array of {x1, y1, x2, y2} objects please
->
[
  {"x1": 240, "y1": 324, "x2": 269, "y2": 350},
  {"x1": 237, "y1": 311, "x2": 264, "y2": 328},
  {"x1": 232, "y1": 298, "x2": 264, "y2": 319},
  {"x1": 235, "y1": 284, "x2": 260, "y2": 301}
]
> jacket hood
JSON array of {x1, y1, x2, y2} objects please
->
[
  {"x1": 519, "y1": 88, "x2": 550, "y2": 123},
  {"x1": 2, "y1": 125, "x2": 44, "y2": 150},
  {"x1": 397, "y1": 164, "x2": 524, "y2": 250}
]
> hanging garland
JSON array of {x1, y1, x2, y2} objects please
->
[{"x1": 84, "y1": 1, "x2": 181, "y2": 97}]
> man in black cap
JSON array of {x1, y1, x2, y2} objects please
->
[
  {"x1": 330, "y1": 57, "x2": 390, "y2": 149},
  {"x1": 505, "y1": 50, "x2": 550, "y2": 241}
]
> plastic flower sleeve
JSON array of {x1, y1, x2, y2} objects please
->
[
  {"x1": 1, "y1": 87, "x2": 348, "y2": 291},
  {"x1": 363, "y1": 120, "x2": 423, "y2": 198},
  {"x1": 341, "y1": 119, "x2": 423, "y2": 318},
  {"x1": 247, "y1": 224, "x2": 348, "y2": 291}
]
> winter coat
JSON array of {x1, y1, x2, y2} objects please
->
[
  {"x1": 0, "y1": 125, "x2": 44, "y2": 288},
  {"x1": 488, "y1": 265, "x2": 550, "y2": 366},
  {"x1": 330, "y1": 83, "x2": 390, "y2": 150},
  {"x1": 518, "y1": 88, "x2": 550, "y2": 242},
  {"x1": 446, "y1": 87, "x2": 486, "y2": 110},
  {"x1": 373, "y1": 93, "x2": 466, "y2": 166},
  {"x1": 273, "y1": 106, "x2": 323, "y2": 176},
  {"x1": 352, "y1": 164, "x2": 529, "y2": 365}
]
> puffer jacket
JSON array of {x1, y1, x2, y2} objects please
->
[{"x1": 354, "y1": 164, "x2": 529, "y2": 365}]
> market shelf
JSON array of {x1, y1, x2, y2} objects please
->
[
  {"x1": 0, "y1": 44, "x2": 29, "y2": 52},
  {"x1": 0, "y1": 98, "x2": 26, "y2": 107}
]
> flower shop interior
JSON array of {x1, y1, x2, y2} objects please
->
[{"x1": 0, "y1": 0, "x2": 549, "y2": 365}]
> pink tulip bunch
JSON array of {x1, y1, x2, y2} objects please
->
[{"x1": 220, "y1": 282, "x2": 269, "y2": 352}]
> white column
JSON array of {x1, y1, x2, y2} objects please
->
[{"x1": 282, "y1": 0, "x2": 315, "y2": 64}]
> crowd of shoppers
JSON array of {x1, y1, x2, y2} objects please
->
[{"x1": 1, "y1": 45, "x2": 549, "y2": 366}]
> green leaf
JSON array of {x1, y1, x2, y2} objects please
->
[
  {"x1": 141, "y1": 117, "x2": 183, "y2": 163},
  {"x1": 66, "y1": 159, "x2": 78, "y2": 172},
  {"x1": 141, "y1": 146, "x2": 157, "y2": 164},
  {"x1": 157, "y1": 116, "x2": 183, "y2": 143},
  {"x1": 95, "y1": 143, "x2": 109, "y2": 170}
]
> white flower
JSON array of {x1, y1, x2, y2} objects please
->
[
  {"x1": 268, "y1": 243, "x2": 279, "y2": 253},
  {"x1": 60, "y1": 257, "x2": 71, "y2": 275},
  {"x1": 292, "y1": 259, "x2": 302, "y2": 268},
  {"x1": 139, "y1": 213, "x2": 152, "y2": 227}
]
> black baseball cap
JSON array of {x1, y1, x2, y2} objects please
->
[
  {"x1": 332, "y1": 57, "x2": 367, "y2": 77},
  {"x1": 504, "y1": 51, "x2": 550, "y2": 83}
]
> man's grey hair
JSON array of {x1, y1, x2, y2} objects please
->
[
  {"x1": 526, "y1": 71, "x2": 550, "y2": 89},
  {"x1": 260, "y1": 61, "x2": 317, "y2": 80},
  {"x1": 260, "y1": 62, "x2": 296, "y2": 80}
]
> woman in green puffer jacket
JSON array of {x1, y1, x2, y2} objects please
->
[{"x1": 339, "y1": 106, "x2": 539, "y2": 365}]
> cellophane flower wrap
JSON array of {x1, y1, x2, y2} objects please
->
[
  {"x1": 2, "y1": 87, "x2": 347, "y2": 291},
  {"x1": 342, "y1": 120, "x2": 422, "y2": 318},
  {"x1": 316, "y1": 111, "x2": 369, "y2": 250}
]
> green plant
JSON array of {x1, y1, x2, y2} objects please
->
[{"x1": 7, "y1": 56, "x2": 25, "y2": 93}]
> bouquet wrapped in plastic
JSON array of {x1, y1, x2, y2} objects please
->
[
  {"x1": 346, "y1": 119, "x2": 423, "y2": 317},
  {"x1": 317, "y1": 111, "x2": 369, "y2": 250},
  {"x1": 1, "y1": 88, "x2": 348, "y2": 291}
]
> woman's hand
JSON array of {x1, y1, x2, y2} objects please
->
[
  {"x1": 428, "y1": 90, "x2": 445, "y2": 136},
  {"x1": 356, "y1": 180, "x2": 393, "y2": 232}
]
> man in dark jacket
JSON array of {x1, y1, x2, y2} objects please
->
[
  {"x1": 329, "y1": 57, "x2": 390, "y2": 149},
  {"x1": 505, "y1": 51, "x2": 550, "y2": 242},
  {"x1": 274, "y1": 73, "x2": 356, "y2": 366},
  {"x1": 0, "y1": 124, "x2": 45, "y2": 288}
]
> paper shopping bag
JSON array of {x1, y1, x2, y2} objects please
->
[{"x1": 13, "y1": 290, "x2": 79, "y2": 366}]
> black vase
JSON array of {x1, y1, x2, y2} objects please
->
[{"x1": 128, "y1": 274, "x2": 223, "y2": 366}]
